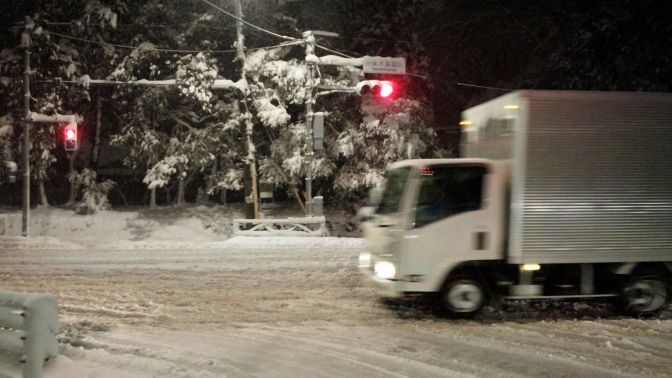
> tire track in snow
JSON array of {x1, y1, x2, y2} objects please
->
[
  {"x1": 369, "y1": 325, "x2": 634, "y2": 378},
  {"x1": 230, "y1": 327, "x2": 476, "y2": 378},
  {"x1": 499, "y1": 320, "x2": 672, "y2": 373}
]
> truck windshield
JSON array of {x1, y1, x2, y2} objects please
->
[{"x1": 376, "y1": 167, "x2": 411, "y2": 215}]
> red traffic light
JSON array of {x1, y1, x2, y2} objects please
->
[
  {"x1": 379, "y1": 82, "x2": 394, "y2": 98},
  {"x1": 65, "y1": 128, "x2": 76, "y2": 140},
  {"x1": 355, "y1": 80, "x2": 395, "y2": 99},
  {"x1": 63, "y1": 123, "x2": 78, "y2": 151}
]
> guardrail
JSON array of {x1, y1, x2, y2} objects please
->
[
  {"x1": 0, "y1": 291, "x2": 59, "y2": 378},
  {"x1": 233, "y1": 216, "x2": 328, "y2": 236}
]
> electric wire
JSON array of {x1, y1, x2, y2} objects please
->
[
  {"x1": 43, "y1": 25, "x2": 495, "y2": 92},
  {"x1": 315, "y1": 43, "x2": 353, "y2": 58},
  {"x1": 47, "y1": 30, "x2": 302, "y2": 54},
  {"x1": 407, "y1": 72, "x2": 428, "y2": 80},
  {"x1": 457, "y1": 82, "x2": 514, "y2": 91},
  {"x1": 319, "y1": 40, "x2": 361, "y2": 59},
  {"x1": 48, "y1": 30, "x2": 236, "y2": 53},
  {"x1": 198, "y1": 0, "x2": 298, "y2": 42},
  {"x1": 43, "y1": 21, "x2": 235, "y2": 31}
]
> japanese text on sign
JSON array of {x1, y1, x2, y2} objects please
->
[{"x1": 363, "y1": 56, "x2": 406, "y2": 74}]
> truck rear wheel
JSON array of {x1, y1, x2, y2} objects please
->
[
  {"x1": 440, "y1": 279, "x2": 485, "y2": 318},
  {"x1": 621, "y1": 275, "x2": 670, "y2": 316}
]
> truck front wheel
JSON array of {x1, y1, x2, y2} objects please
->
[
  {"x1": 621, "y1": 275, "x2": 669, "y2": 316},
  {"x1": 440, "y1": 279, "x2": 485, "y2": 317}
]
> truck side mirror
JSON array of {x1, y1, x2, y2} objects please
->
[
  {"x1": 357, "y1": 206, "x2": 375, "y2": 222},
  {"x1": 368, "y1": 188, "x2": 383, "y2": 206}
]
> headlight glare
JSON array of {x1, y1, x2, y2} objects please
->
[{"x1": 374, "y1": 261, "x2": 396, "y2": 279}]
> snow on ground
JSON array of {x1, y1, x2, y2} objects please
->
[
  {"x1": 0, "y1": 206, "x2": 671, "y2": 377},
  {"x1": 1, "y1": 203, "x2": 362, "y2": 249}
]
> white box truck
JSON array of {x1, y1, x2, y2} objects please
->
[{"x1": 360, "y1": 90, "x2": 672, "y2": 317}]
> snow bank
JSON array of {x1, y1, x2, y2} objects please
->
[
  {"x1": 220, "y1": 236, "x2": 365, "y2": 250},
  {"x1": 1, "y1": 204, "x2": 363, "y2": 249}
]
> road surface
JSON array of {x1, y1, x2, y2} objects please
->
[{"x1": 0, "y1": 237, "x2": 670, "y2": 377}]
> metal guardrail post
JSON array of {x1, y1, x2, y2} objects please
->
[
  {"x1": 233, "y1": 216, "x2": 327, "y2": 236},
  {"x1": 0, "y1": 291, "x2": 59, "y2": 378}
]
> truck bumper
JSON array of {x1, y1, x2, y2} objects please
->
[{"x1": 360, "y1": 267, "x2": 403, "y2": 298}]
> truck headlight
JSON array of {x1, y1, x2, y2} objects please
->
[
  {"x1": 374, "y1": 261, "x2": 396, "y2": 279},
  {"x1": 358, "y1": 252, "x2": 371, "y2": 268}
]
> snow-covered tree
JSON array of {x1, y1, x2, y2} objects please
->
[
  {"x1": 109, "y1": 50, "x2": 175, "y2": 207},
  {"x1": 109, "y1": 36, "x2": 246, "y2": 206},
  {"x1": 333, "y1": 96, "x2": 441, "y2": 191},
  {"x1": 70, "y1": 168, "x2": 115, "y2": 214}
]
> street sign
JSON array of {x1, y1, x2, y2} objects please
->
[{"x1": 363, "y1": 56, "x2": 406, "y2": 74}]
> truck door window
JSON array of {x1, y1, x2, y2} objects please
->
[
  {"x1": 413, "y1": 165, "x2": 486, "y2": 228},
  {"x1": 376, "y1": 167, "x2": 411, "y2": 215}
]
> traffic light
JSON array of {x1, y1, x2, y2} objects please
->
[
  {"x1": 355, "y1": 80, "x2": 395, "y2": 99},
  {"x1": 63, "y1": 122, "x2": 78, "y2": 151}
]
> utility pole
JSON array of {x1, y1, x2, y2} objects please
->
[
  {"x1": 303, "y1": 30, "x2": 315, "y2": 216},
  {"x1": 235, "y1": 0, "x2": 259, "y2": 219},
  {"x1": 90, "y1": 93, "x2": 102, "y2": 171},
  {"x1": 21, "y1": 16, "x2": 32, "y2": 237},
  {"x1": 302, "y1": 30, "x2": 338, "y2": 217}
]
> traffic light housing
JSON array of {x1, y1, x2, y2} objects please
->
[
  {"x1": 63, "y1": 122, "x2": 78, "y2": 151},
  {"x1": 355, "y1": 80, "x2": 395, "y2": 99}
]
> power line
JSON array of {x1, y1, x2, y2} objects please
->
[
  {"x1": 43, "y1": 20, "x2": 235, "y2": 31},
  {"x1": 198, "y1": 0, "x2": 298, "y2": 42},
  {"x1": 249, "y1": 40, "x2": 303, "y2": 51},
  {"x1": 334, "y1": 35, "x2": 414, "y2": 44},
  {"x1": 46, "y1": 28, "x2": 488, "y2": 91},
  {"x1": 49, "y1": 31, "x2": 236, "y2": 53},
  {"x1": 407, "y1": 73, "x2": 428, "y2": 80},
  {"x1": 47, "y1": 30, "x2": 302, "y2": 55},
  {"x1": 457, "y1": 82, "x2": 514, "y2": 91},
  {"x1": 314, "y1": 43, "x2": 353, "y2": 58},
  {"x1": 318, "y1": 40, "x2": 361, "y2": 58}
]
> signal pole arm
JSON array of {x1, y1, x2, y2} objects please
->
[
  {"x1": 27, "y1": 112, "x2": 82, "y2": 124},
  {"x1": 306, "y1": 54, "x2": 365, "y2": 67}
]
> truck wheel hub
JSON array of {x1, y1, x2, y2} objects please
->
[
  {"x1": 625, "y1": 279, "x2": 667, "y2": 313},
  {"x1": 446, "y1": 283, "x2": 483, "y2": 312}
]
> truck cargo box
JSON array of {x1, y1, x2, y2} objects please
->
[{"x1": 461, "y1": 90, "x2": 672, "y2": 264}]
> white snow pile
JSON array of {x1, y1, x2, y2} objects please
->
[
  {"x1": 221, "y1": 235, "x2": 364, "y2": 250},
  {"x1": 0, "y1": 203, "x2": 362, "y2": 249}
]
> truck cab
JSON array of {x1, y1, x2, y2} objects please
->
[{"x1": 361, "y1": 158, "x2": 508, "y2": 312}]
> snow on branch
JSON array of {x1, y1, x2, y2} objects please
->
[
  {"x1": 143, "y1": 155, "x2": 189, "y2": 189},
  {"x1": 306, "y1": 55, "x2": 366, "y2": 67},
  {"x1": 255, "y1": 98, "x2": 290, "y2": 128},
  {"x1": 82, "y1": 78, "x2": 247, "y2": 92},
  {"x1": 28, "y1": 112, "x2": 82, "y2": 124}
]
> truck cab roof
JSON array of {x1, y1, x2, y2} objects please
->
[{"x1": 387, "y1": 158, "x2": 503, "y2": 171}]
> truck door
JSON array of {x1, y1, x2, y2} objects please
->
[
  {"x1": 365, "y1": 166, "x2": 412, "y2": 258},
  {"x1": 400, "y1": 163, "x2": 502, "y2": 292}
]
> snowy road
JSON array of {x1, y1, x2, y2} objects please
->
[{"x1": 1, "y1": 237, "x2": 671, "y2": 377}]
